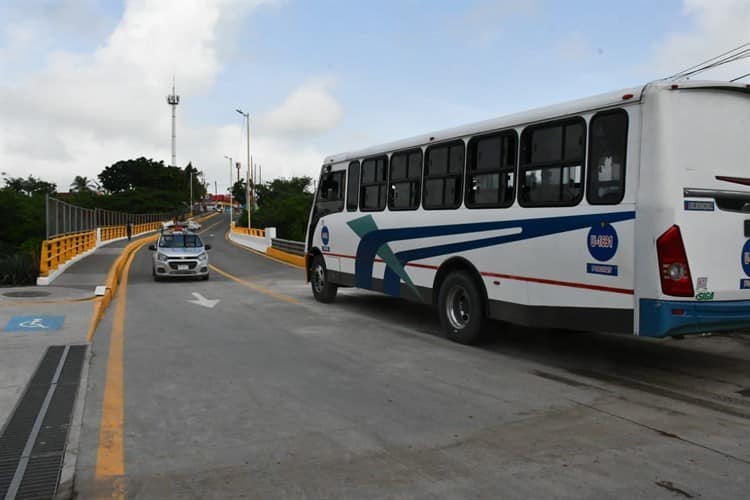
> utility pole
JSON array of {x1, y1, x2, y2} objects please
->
[
  {"x1": 236, "y1": 109, "x2": 251, "y2": 228},
  {"x1": 166, "y1": 77, "x2": 180, "y2": 167},
  {"x1": 224, "y1": 155, "x2": 233, "y2": 223},
  {"x1": 189, "y1": 168, "x2": 193, "y2": 217}
]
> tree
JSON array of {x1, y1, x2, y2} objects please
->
[
  {"x1": 230, "y1": 179, "x2": 247, "y2": 206},
  {"x1": 96, "y1": 157, "x2": 207, "y2": 213},
  {"x1": 2, "y1": 175, "x2": 57, "y2": 196},
  {"x1": 70, "y1": 176, "x2": 98, "y2": 193},
  {"x1": 253, "y1": 177, "x2": 313, "y2": 240}
]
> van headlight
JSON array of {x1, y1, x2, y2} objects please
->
[
  {"x1": 157, "y1": 253, "x2": 169, "y2": 262},
  {"x1": 198, "y1": 252, "x2": 208, "y2": 261}
]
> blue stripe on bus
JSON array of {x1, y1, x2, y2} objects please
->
[{"x1": 348, "y1": 211, "x2": 636, "y2": 297}]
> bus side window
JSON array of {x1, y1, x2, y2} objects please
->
[
  {"x1": 466, "y1": 130, "x2": 517, "y2": 208},
  {"x1": 360, "y1": 156, "x2": 388, "y2": 211},
  {"x1": 423, "y1": 141, "x2": 464, "y2": 210},
  {"x1": 587, "y1": 109, "x2": 628, "y2": 205},
  {"x1": 389, "y1": 149, "x2": 422, "y2": 210},
  {"x1": 316, "y1": 170, "x2": 345, "y2": 214},
  {"x1": 519, "y1": 118, "x2": 585, "y2": 207},
  {"x1": 347, "y1": 161, "x2": 360, "y2": 211}
]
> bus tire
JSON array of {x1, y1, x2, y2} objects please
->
[
  {"x1": 437, "y1": 271, "x2": 484, "y2": 344},
  {"x1": 311, "y1": 254, "x2": 337, "y2": 303}
]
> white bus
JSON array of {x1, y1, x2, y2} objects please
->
[{"x1": 305, "y1": 80, "x2": 750, "y2": 343}]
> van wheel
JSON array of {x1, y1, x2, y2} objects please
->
[
  {"x1": 437, "y1": 271, "x2": 484, "y2": 344},
  {"x1": 311, "y1": 255, "x2": 337, "y2": 303},
  {"x1": 152, "y1": 267, "x2": 161, "y2": 282}
]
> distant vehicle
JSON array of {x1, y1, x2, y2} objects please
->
[
  {"x1": 305, "y1": 80, "x2": 750, "y2": 343},
  {"x1": 150, "y1": 229, "x2": 211, "y2": 281},
  {"x1": 162, "y1": 219, "x2": 201, "y2": 232}
]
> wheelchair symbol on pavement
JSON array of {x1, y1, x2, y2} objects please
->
[
  {"x1": 20, "y1": 318, "x2": 49, "y2": 329},
  {"x1": 4, "y1": 315, "x2": 65, "y2": 332}
]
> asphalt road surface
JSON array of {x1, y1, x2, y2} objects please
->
[{"x1": 74, "y1": 214, "x2": 750, "y2": 499}]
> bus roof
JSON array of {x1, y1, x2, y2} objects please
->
[{"x1": 323, "y1": 80, "x2": 749, "y2": 165}]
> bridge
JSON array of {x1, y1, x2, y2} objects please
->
[{"x1": 1, "y1": 212, "x2": 750, "y2": 498}]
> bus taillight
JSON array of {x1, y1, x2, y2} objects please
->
[{"x1": 656, "y1": 225, "x2": 694, "y2": 297}]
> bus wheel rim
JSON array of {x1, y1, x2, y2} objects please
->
[
  {"x1": 446, "y1": 285, "x2": 470, "y2": 330},
  {"x1": 313, "y1": 264, "x2": 325, "y2": 293}
]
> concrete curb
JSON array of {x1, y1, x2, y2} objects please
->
[
  {"x1": 86, "y1": 236, "x2": 158, "y2": 342},
  {"x1": 56, "y1": 345, "x2": 91, "y2": 500},
  {"x1": 266, "y1": 246, "x2": 306, "y2": 268},
  {"x1": 226, "y1": 231, "x2": 305, "y2": 269}
]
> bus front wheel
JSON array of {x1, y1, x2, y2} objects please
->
[
  {"x1": 437, "y1": 271, "x2": 484, "y2": 344},
  {"x1": 311, "y1": 255, "x2": 338, "y2": 303}
]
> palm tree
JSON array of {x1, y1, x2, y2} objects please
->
[{"x1": 70, "y1": 176, "x2": 97, "y2": 193}]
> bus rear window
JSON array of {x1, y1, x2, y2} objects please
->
[{"x1": 587, "y1": 109, "x2": 628, "y2": 205}]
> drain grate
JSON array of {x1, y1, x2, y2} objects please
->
[
  {"x1": 1, "y1": 291, "x2": 51, "y2": 299},
  {"x1": 0, "y1": 345, "x2": 86, "y2": 499}
]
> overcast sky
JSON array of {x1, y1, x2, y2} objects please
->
[{"x1": 1, "y1": 0, "x2": 748, "y2": 194}]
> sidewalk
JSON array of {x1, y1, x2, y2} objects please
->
[
  {"x1": 0, "y1": 232, "x2": 155, "y2": 498},
  {"x1": 0, "y1": 231, "x2": 159, "y2": 421}
]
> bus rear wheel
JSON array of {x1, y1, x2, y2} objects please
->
[
  {"x1": 311, "y1": 254, "x2": 337, "y2": 303},
  {"x1": 437, "y1": 271, "x2": 484, "y2": 344}
]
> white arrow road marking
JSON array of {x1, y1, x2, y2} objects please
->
[{"x1": 188, "y1": 292, "x2": 220, "y2": 309}]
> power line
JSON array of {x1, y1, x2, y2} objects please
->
[
  {"x1": 668, "y1": 42, "x2": 750, "y2": 81},
  {"x1": 731, "y1": 71, "x2": 750, "y2": 82}
]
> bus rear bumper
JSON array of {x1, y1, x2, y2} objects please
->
[{"x1": 639, "y1": 298, "x2": 750, "y2": 337}]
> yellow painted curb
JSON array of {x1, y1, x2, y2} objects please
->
[
  {"x1": 86, "y1": 235, "x2": 158, "y2": 342},
  {"x1": 266, "y1": 247, "x2": 306, "y2": 268}
]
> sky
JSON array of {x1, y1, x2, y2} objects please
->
[{"x1": 0, "y1": 0, "x2": 749, "y2": 194}]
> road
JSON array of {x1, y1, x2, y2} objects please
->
[{"x1": 74, "y1": 214, "x2": 750, "y2": 498}]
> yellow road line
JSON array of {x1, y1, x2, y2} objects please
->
[
  {"x1": 94, "y1": 247, "x2": 136, "y2": 491},
  {"x1": 209, "y1": 264, "x2": 301, "y2": 304},
  {"x1": 224, "y1": 231, "x2": 305, "y2": 271}
]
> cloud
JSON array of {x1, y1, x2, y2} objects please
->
[
  {"x1": 651, "y1": 0, "x2": 750, "y2": 80},
  {"x1": 0, "y1": 0, "x2": 338, "y2": 194},
  {"x1": 457, "y1": 0, "x2": 540, "y2": 46},
  {"x1": 258, "y1": 78, "x2": 343, "y2": 137}
]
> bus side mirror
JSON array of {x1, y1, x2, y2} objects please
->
[{"x1": 148, "y1": 245, "x2": 156, "y2": 251}]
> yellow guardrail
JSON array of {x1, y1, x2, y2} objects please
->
[
  {"x1": 40, "y1": 221, "x2": 164, "y2": 277},
  {"x1": 39, "y1": 231, "x2": 97, "y2": 277},
  {"x1": 101, "y1": 222, "x2": 162, "y2": 242},
  {"x1": 266, "y1": 247, "x2": 305, "y2": 268},
  {"x1": 231, "y1": 226, "x2": 265, "y2": 238}
]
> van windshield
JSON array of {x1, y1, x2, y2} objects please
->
[{"x1": 159, "y1": 234, "x2": 202, "y2": 248}]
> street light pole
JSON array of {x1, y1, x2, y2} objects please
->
[
  {"x1": 189, "y1": 169, "x2": 193, "y2": 217},
  {"x1": 224, "y1": 155, "x2": 233, "y2": 223},
  {"x1": 236, "y1": 109, "x2": 251, "y2": 229}
]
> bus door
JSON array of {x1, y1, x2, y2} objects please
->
[{"x1": 310, "y1": 167, "x2": 346, "y2": 273}]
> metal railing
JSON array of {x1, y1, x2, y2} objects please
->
[
  {"x1": 46, "y1": 195, "x2": 176, "y2": 239},
  {"x1": 271, "y1": 238, "x2": 305, "y2": 256}
]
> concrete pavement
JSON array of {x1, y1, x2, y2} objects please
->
[
  {"x1": 0, "y1": 227, "x2": 182, "y2": 499},
  {"x1": 72, "y1": 215, "x2": 750, "y2": 499}
]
